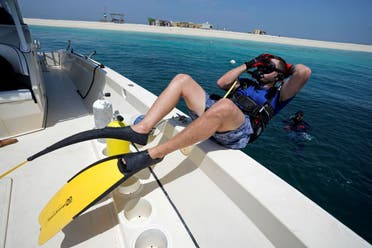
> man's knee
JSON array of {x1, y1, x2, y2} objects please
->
[
  {"x1": 205, "y1": 99, "x2": 245, "y2": 131},
  {"x1": 168, "y1": 74, "x2": 194, "y2": 89},
  {"x1": 216, "y1": 98, "x2": 239, "y2": 112},
  {"x1": 207, "y1": 99, "x2": 240, "y2": 118},
  {"x1": 173, "y1": 73, "x2": 192, "y2": 82},
  {"x1": 170, "y1": 73, "x2": 203, "y2": 97}
]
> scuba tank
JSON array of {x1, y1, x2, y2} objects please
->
[
  {"x1": 93, "y1": 93, "x2": 113, "y2": 143},
  {"x1": 106, "y1": 114, "x2": 130, "y2": 156},
  {"x1": 93, "y1": 92, "x2": 113, "y2": 129}
]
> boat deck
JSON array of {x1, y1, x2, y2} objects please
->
[
  {"x1": 1, "y1": 67, "x2": 119, "y2": 247},
  {"x1": 1, "y1": 2, "x2": 370, "y2": 246},
  {"x1": 1, "y1": 61, "x2": 369, "y2": 247},
  {"x1": 0, "y1": 66, "x2": 199, "y2": 247},
  {"x1": 43, "y1": 67, "x2": 91, "y2": 127}
]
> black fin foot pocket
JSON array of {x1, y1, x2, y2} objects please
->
[
  {"x1": 117, "y1": 150, "x2": 163, "y2": 175},
  {"x1": 105, "y1": 126, "x2": 149, "y2": 145}
]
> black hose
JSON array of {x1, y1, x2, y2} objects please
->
[{"x1": 77, "y1": 63, "x2": 104, "y2": 99}]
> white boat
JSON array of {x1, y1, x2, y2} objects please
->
[{"x1": 0, "y1": 0, "x2": 370, "y2": 247}]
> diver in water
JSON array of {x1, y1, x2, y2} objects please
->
[
  {"x1": 284, "y1": 111, "x2": 311, "y2": 132},
  {"x1": 283, "y1": 110, "x2": 312, "y2": 147}
]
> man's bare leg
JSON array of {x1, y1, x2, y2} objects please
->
[
  {"x1": 132, "y1": 74, "x2": 206, "y2": 134},
  {"x1": 125, "y1": 73, "x2": 245, "y2": 161},
  {"x1": 148, "y1": 98, "x2": 245, "y2": 159}
]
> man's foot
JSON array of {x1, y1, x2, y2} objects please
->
[
  {"x1": 105, "y1": 126, "x2": 149, "y2": 145},
  {"x1": 117, "y1": 150, "x2": 163, "y2": 174}
]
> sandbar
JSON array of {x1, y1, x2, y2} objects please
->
[{"x1": 24, "y1": 18, "x2": 372, "y2": 53}]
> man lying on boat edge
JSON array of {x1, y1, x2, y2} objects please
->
[{"x1": 116, "y1": 53, "x2": 311, "y2": 171}]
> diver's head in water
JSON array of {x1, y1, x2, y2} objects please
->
[{"x1": 293, "y1": 111, "x2": 304, "y2": 124}]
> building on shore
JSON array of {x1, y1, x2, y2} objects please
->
[
  {"x1": 110, "y1": 13, "x2": 124, "y2": 23},
  {"x1": 156, "y1": 19, "x2": 172, "y2": 26},
  {"x1": 148, "y1": 18, "x2": 212, "y2": 29},
  {"x1": 200, "y1": 22, "x2": 213, "y2": 29},
  {"x1": 148, "y1": 18, "x2": 172, "y2": 27},
  {"x1": 100, "y1": 13, "x2": 124, "y2": 23},
  {"x1": 252, "y1": 29, "x2": 266, "y2": 35},
  {"x1": 172, "y1": 21, "x2": 212, "y2": 29},
  {"x1": 172, "y1": 21, "x2": 201, "y2": 28}
]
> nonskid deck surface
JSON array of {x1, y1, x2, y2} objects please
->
[
  {"x1": 0, "y1": 67, "x2": 114, "y2": 247},
  {"x1": 42, "y1": 67, "x2": 91, "y2": 127}
]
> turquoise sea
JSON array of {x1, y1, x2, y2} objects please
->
[{"x1": 30, "y1": 25, "x2": 372, "y2": 243}]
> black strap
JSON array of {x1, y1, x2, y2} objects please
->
[
  {"x1": 213, "y1": 79, "x2": 281, "y2": 143},
  {"x1": 231, "y1": 82, "x2": 281, "y2": 143}
]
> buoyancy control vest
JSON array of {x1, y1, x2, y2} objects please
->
[{"x1": 230, "y1": 78, "x2": 292, "y2": 142}]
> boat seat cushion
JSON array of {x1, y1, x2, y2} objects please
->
[
  {"x1": 0, "y1": 44, "x2": 28, "y2": 75},
  {"x1": 0, "y1": 89, "x2": 32, "y2": 103},
  {"x1": 0, "y1": 7, "x2": 15, "y2": 25},
  {"x1": 0, "y1": 54, "x2": 31, "y2": 91}
]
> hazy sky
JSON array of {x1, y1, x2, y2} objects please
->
[{"x1": 18, "y1": 0, "x2": 372, "y2": 45}]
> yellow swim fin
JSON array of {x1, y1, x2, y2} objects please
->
[
  {"x1": 38, "y1": 150, "x2": 162, "y2": 245},
  {"x1": 38, "y1": 155, "x2": 124, "y2": 245}
]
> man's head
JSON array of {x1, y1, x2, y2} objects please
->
[
  {"x1": 294, "y1": 111, "x2": 304, "y2": 122},
  {"x1": 250, "y1": 54, "x2": 291, "y2": 86}
]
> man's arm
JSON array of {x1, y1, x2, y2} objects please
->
[
  {"x1": 280, "y1": 64, "x2": 311, "y2": 102},
  {"x1": 217, "y1": 64, "x2": 247, "y2": 90}
]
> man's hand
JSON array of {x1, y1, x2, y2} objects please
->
[{"x1": 245, "y1": 54, "x2": 273, "y2": 70}]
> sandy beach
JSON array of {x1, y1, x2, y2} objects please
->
[{"x1": 25, "y1": 18, "x2": 372, "y2": 53}]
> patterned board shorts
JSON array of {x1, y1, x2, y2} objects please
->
[{"x1": 188, "y1": 93, "x2": 253, "y2": 149}]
